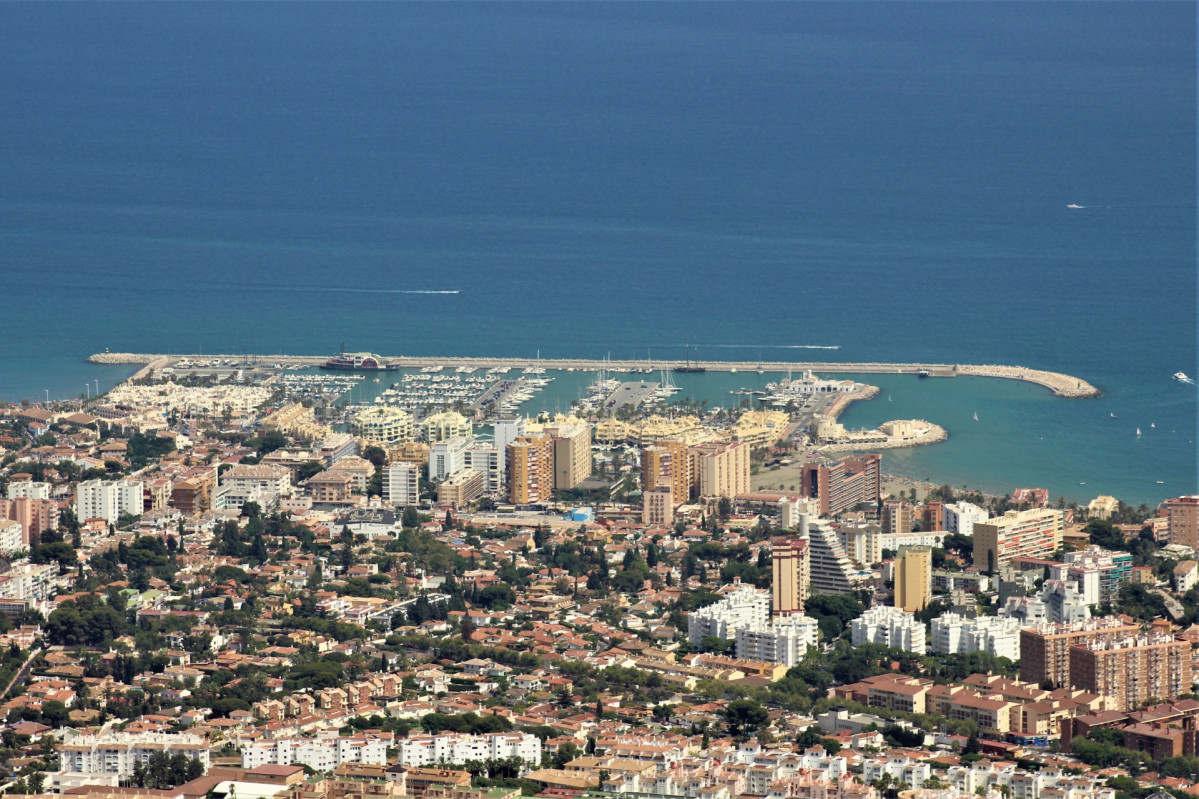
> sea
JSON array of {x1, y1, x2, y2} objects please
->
[{"x1": 0, "y1": 2, "x2": 1194, "y2": 506}]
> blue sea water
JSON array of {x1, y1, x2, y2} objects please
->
[{"x1": 0, "y1": 2, "x2": 1194, "y2": 505}]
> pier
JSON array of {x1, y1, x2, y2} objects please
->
[{"x1": 87, "y1": 353, "x2": 1102, "y2": 398}]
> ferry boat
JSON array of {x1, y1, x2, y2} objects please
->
[{"x1": 320, "y1": 350, "x2": 398, "y2": 372}]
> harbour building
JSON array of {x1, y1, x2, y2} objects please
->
[
  {"x1": 420, "y1": 411, "x2": 473, "y2": 444},
  {"x1": 353, "y1": 406, "x2": 414, "y2": 445}
]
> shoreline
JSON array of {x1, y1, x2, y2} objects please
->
[{"x1": 86, "y1": 352, "x2": 1102, "y2": 398}]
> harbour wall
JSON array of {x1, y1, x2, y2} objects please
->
[{"x1": 86, "y1": 353, "x2": 1102, "y2": 398}]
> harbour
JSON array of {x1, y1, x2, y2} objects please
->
[{"x1": 86, "y1": 352, "x2": 1103, "y2": 398}]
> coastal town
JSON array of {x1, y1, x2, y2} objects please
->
[{"x1": 0, "y1": 358, "x2": 1194, "y2": 799}]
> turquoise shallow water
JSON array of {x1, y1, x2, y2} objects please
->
[{"x1": 0, "y1": 2, "x2": 1193, "y2": 505}]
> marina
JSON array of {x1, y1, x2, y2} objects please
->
[{"x1": 87, "y1": 352, "x2": 1104, "y2": 398}]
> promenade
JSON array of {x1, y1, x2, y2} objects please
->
[{"x1": 87, "y1": 352, "x2": 1102, "y2": 398}]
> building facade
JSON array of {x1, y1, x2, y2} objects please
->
[
  {"x1": 383, "y1": 463, "x2": 420, "y2": 507},
  {"x1": 973, "y1": 508, "x2": 1065, "y2": 573},
  {"x1": 850, "y1": 605, "x2": 927, "y2": 654},
  {"x1": 1069, "y1": 634, "x2": 1192, "y2": 711},
  {"x1": 506, "y1": 435, "x2": 554, "y2": 504},
  {"x1": 75, "y1": 478, "x2": 145, "y2": 524},
  {"x1": 801, "y1": 454, "x2": 881, "y2": 517},
  {"x1": 893, "y1": 546, "x2": 932, "y2": 612},
  {"x1": 1018, "y1": 618, "x2": 1142, "y2": 687},
  {"x1": 771, "y1": 538, "x2": 810, "y2": 615}
]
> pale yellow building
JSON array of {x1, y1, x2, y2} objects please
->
[
  {"x1": 420, "y1": 411, "x2": 473, "y2": 444},
  {"x1": 641, "y1": 441, "x2": 690, "y2": 506},
  {"x1": 894, "y1": 545, "x2": 932, "y2": 612},
  {"x1": 353, "y1": 406, "x2": 413, "y2": 445},
  {"x1": 689, "y1": 440, "x2": 750, "y2": 500},
  {"x1": 729, "y1": 410, "x2": 790, "y2": 448},
  {"x1": 545, "y1": 421, "x2": 592, "y2": 491}
]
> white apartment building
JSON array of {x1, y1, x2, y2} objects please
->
[
  {"x1": 393, "y1": 732, "x2": 541, "y2": 769},
  {"x1": 930, "y1": 613, "x2": 1022, "y2": 660},
  {"x1": 76, "y1": 478, "x2": 144, "y2": 524},
  {"x1": 492, "y1": 418, "x2": 527, "y2": 486},
  {"x1": 0, "y1": 562, "x2": 58, "y2": 602},
  {"x1": 428, "y1": 437, "x2": 472, "y2": 482},
  {"x1": 840, "y1": 527, "x2": 949, "y2": 566},
  {"x1": 850, "y1": 605, "x2": 927, "y2": 654},
  {"x1": 944, "y1": 502, "x2": 990, "y2": 537},
  {"x1": 59, "y1": 731, "x2": 210, "y2": 778},
  {"x1": 735, "y1": 615, "x2": 821, "y2": 667},
  {"x1": 687, "y1": 582, "x2": 770, "y2": 644},
  {"x1": 6, "y1": 481, "x2": 51, "y2": 500},
  {"x1": 383, "y1": 463, "x2": 420, "y2": 506},
  {"x1": 807, "y1": 522, "x2": 867, "y2": 595},
  {"x1": 862, "y1": 756, "x2": 930, "y2": 790},
  {"x1": 241, "y1": 735, "x2": 388, "y2": 772},
  {"x1": 0, "y1": 523, "x2": 23, "y2": 556},
  {"x1": 465, "y1": 443, "x2": 500, "y2": 494},
  {"x1": 219, "y1": 465, "x2": 291, "y2": 511}
]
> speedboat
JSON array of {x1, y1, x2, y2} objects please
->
[
  {"x1": 1174, "y1": 371, "x2": 1190, "y2": 381},
  {"x1": 1066, "y1": 204, "x2": 1084, "y2": 209},
  {"x1": 1110, "y1": 413, "x2": 1117, "y2": 419}
]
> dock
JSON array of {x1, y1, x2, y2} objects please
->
[{"x1": 86, "y1": 353, "x2": 1102, "y2": 398}]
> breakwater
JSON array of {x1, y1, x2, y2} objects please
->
[{"x1": 86, "y1": 353, "x2": 1102, "y2": 398}]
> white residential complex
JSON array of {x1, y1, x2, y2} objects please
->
[
  {"x1": 75, "y1": 479, "x2": 144, "y2": 524},
  {"x1": 393, "y1": 732, "x2": 542, "y2": 769},
  {"x1": 241, "y1": 735, "x2": 388, "y2": 772},
  {"x1": 383, "y1": 463, "x2": 420, "y2": 506},
  {"x1": 60, "y1": 731, "x2": 210, "y2": 779},
  {"x1": 687, "y1": 583, "x2": 770, "y2": 644},
  {"x1": 6, "y1": 481, "x2": 51, "y2": 500},
  {"x1": 218, "y1": 464, "x2": 291, "y2": 511},
  {"x1": 0, "y1": 523, "x2": 23, "y2": 555},
  {"x1": 735, "y1": 615, "x2": 821, "y2": 667},
  {"x1": 930, "y1": 613, "x2": 1022, "y2": 660},
  {"x1": 850, "y1": 605, "x2": 927, "y2": 654}
]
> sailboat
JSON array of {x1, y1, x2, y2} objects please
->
[
  {"x1": 1136, "y1": 427, "x2": 1142, "y2": 437},
  {"x1": 973, "y1": 412, "x2": 979, "y2": 422},
  {"x1": 1151, "y1": 423, "x2": 1156, "y2": 428}
]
